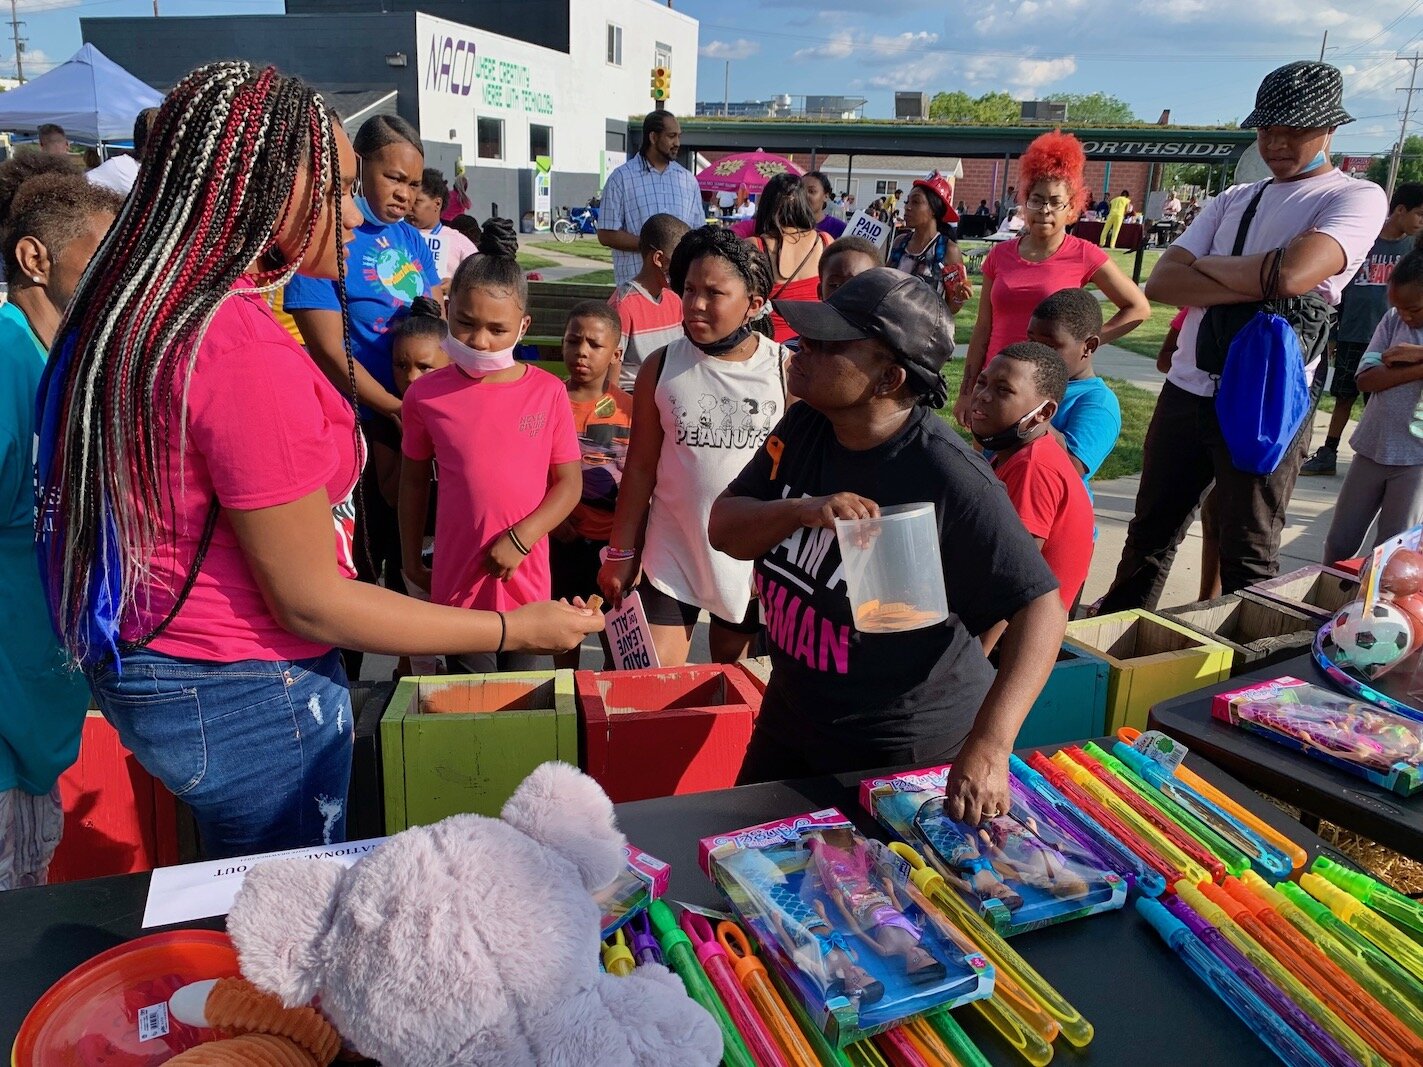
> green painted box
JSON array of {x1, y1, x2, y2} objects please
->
[
  {"x1": 381, "y1": 671, "x2": 577, "y2": 832},
  {"x1": 1065, "y1": 610, "x2": 1234, "y2": 734},
  {"x1": 1016, "y1": 643, "x2": 1111, "y2": 749}
]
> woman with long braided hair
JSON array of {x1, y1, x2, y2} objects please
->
[{"x1": 35, "y1": 63, "x2": 602, "y2": 859}]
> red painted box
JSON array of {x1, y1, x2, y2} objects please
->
[
  {"x1": 576, "y1": 665, "x2": 763, "y2": 803},
  {"x1": 47, "y1": 710, "x2": 180, "y2": 883}
]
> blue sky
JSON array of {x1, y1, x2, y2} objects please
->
[{"x1": 12, "y1": 0, "x2": 1421, "y2": 156}]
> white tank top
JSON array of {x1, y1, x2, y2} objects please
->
[{"x1": 643, "y1": 333, "x2": 788, "y2": 622}]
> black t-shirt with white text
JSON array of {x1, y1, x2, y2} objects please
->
[{"x1": 727, "y1": 403, "x2": 1058, "y2": 773}]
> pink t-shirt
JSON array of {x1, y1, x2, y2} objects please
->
[
  {"x1": 402, "y1": 364, "x2": 580, "y2": 611},
  {"x1": 981, "y1": 235, "x2": 1109, "y2": 361},
  {"x1": 120, "y1": 289, "x2": 363, "y2": 662}
]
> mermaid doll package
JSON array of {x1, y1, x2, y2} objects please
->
[
  {"x1": 1212, "y1": 676, "x2": 1423, "y2": 796},
  {"x1": 698, "y1": 809, "x2": 993, "y2": 1046},
  {"x1": 860, "y1": 766, "x2": 1126, "y2": 936}
]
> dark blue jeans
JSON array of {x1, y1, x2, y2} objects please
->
[{"x1": 88, "y1": 648, "x2": 353, "y2": 860}]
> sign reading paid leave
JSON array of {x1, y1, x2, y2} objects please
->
[
  {"x1": 606, "y1": 591, "x2": 661, "y2": 671},
  {"x1": 844, "y1": 210, "x2": 892, "y2": 257}
]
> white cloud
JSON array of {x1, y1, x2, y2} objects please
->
[
  {"x1": 15, "y1": 46, "x2": 54, "y2": 74},
  {"x1": 867, "y1": 31, "x2": 939, "y2": 57},
  {"x1": 960, "y1": 54, "x2": 1078, "y2": 95},
  {"x1": 700, "y1": 39, "x2": 762, "y2": 60},
  {"x1": 794, "y1": 31, "x2": 855, "y2": 60}
]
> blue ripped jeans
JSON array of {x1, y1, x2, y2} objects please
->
[{"x1": 88, "y1": 648, "x2": 353, "y2": 861}]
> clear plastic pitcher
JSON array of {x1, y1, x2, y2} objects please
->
[{"x1": 834, "y1": 502, "x2": 949, "y2": 633}]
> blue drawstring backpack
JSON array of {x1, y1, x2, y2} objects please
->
[{"x1": 1214, "y1": 300, "x2": 1311, "y2": 476}]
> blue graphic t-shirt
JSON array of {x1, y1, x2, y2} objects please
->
[{"x1": 284, "y1": 199, "x2": 438, "y2": 397}]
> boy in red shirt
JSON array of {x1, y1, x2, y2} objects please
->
[
  {"x1": 969, "y1": 342, "x2": 1094, "y2": 612},
  {"x1": 608, "y1": 213, "x2": 690, "y2": 391},
  {"x1": 552, "y1": 301, "x2": 634, "y2": 666}
]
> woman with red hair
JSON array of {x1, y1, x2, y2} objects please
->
[{"x1": 955, "y1": 131, "x2": 1149, "y2": 427}]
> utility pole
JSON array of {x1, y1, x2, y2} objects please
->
[
  {"x1": 8, "y1": 0, "x2": 23, "y2": 84},
  {"x1": 723, "y1": 61, "x2": 729, "y2": 117},
  {"x1": 154, "y1": 0, "x2": 160, "y2": 15},
  {"x1": 1388, "y1": 52, "x2": 1423, "y2": 198}
]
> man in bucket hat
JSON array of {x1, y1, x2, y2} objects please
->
[
  {"x1": 708, "y1": 268, "x2": 1066, "y2": 825},
  {"x1": 1100, "y1": 62, "x2": 1388, "y2": 611}
]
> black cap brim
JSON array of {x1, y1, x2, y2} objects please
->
[{"x1": 776, "y1": 299, "x2": 871, "y2": 342}]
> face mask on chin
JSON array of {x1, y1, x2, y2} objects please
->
[
  {"x1": 689, "y1": 301, "x2": 758, "y2": 356},
  {"x1": 443, "y1": 329, "x2": 524, "y2": 375},
  {"x1": 972, "y1": 401, "x2": 1050, "y2": 452}
]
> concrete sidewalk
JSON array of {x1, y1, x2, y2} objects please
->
[{"x1": 1082, "y1": 342, "x2": 1353, "y2": 608}]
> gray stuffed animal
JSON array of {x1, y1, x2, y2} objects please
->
[{"x1": 226, "y1": 762, "x2": 722, "y2": 1067}]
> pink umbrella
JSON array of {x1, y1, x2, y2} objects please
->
[{"x1": 696, "y1": 149, "x2": 802, "y2": 193}]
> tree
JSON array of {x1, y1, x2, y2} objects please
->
[
  {"x1": 1367, "y1": 136, "x2": 1423, "y2": 189},
  {"x1": 1046, "y1": 92, "x2": 1138, "y2": 125},
  {"x1": 928, "y1": 90, "x2": 1021, "y2": 125}
]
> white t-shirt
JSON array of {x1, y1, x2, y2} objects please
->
[
  {"x1": 418, "y1": 223, "x2": 478, "y2": 281},
  {"x1": 86, "y1": 154, "x2": 139, "y2": 195},
  {"x1": 1169, "y1": 170, "x2": 1388, "y2": 397}
]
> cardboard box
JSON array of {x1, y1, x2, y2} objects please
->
[
  {"x1": 380, "y1": 671, "x2": 576, "y2": 832},
  {"x1": 1065, "y1": 610, "x2": 1233, "y2": 734},
  {"x1": 1156, "y1": 592, "x2": 1316, "y2": 675},
  {"x1": 1245, "y1": 565, "x2": 1359, "y2": 623},
  {"x1": 577, "y1": 665, "x2": 762, "y2": 803}
]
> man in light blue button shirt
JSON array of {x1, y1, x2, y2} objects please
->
[{"x1": 598, "y1": 111, "x2": 705, "y2": 287}]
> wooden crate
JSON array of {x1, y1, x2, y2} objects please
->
[
  {"x1": 380, "y1": 671, "x2": 576, "y2": 832},
  {"x1": 1157, "y1": 592, "x2": 1316, "y2": 675},
  {"x1": 1245, "y1": 565, "x2": 1359, "y2": 623},
  {"x1": 735, "y1": 656, "x2": 773, "y2": 695},
  {"x1": 1016, "y1": 644, "x2": 1111, "y2": 749},
  {"x1": 47, "y1": 710, "x2": 179, "y2": 883},
  {"x1": 1064, "y1": 610, "x2": 1233, "y2": 734},
  {"x1": 577, "y1": 665, "x2": 763, "y2": 803}
]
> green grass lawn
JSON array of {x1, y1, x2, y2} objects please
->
[
  {"x1": 561, "y1": 268, "x2": 617, "y2": 285},
  {"x1": 516, "y1": 249, "x2": 560, "y2": 270},
  {"x1": 554, "y1": 241, "x2": 615, "y2": 263}
]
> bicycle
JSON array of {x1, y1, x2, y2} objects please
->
[{"x1": 553, "y1": 201, "x2": 599, "y2": 243}]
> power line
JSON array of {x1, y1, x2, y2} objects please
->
[
  {"x1": 1388, "y1": 52, "x2": 1423, "y2": 194},
  {"x1": 8, "y1": 0, "x2": 23, "y2": 84}
]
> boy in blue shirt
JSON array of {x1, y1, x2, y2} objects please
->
[{"x1": 1026, "y1": 288, "x2": 1121, "y2": 484}]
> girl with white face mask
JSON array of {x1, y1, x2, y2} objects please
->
[{"x1": 399, "y1": 217, "x2": 586, "y2": 673}]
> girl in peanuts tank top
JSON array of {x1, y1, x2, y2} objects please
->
[{"x1": 598, "y1": 227, "x2": 790, "y2": 665}]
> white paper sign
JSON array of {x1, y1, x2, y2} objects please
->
[
  {"x1": 605, "y1": 590, "x2": 661, "y2": 671},
  {"x1": 843, "y1": 210, "x2": 891, "y2": 256},
  {"x1": 142, "y1": 836, "x2": 387, "y2": 928}
]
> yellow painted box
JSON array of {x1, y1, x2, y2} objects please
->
[
  {"x1": 1064, "y1": 610, "x2": 1233, "y2": 734},
  {"x1": 381, "y1": 671, "x2": 577, "y2": 832}
]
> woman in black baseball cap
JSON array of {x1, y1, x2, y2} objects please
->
[{"x1": 709, "y1": 268, "x2": 1067, "y2": 823}]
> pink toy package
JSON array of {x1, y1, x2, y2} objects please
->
[
  {"x1": 595, "y1": 843, "x2": 671, "y2": 936},
  {"x1": 1212, "y1": 676, "x2": 1423, "y2": 796}
]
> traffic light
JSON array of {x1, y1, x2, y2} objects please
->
[{"x1": 650, "y1": 67, "x2": 670, "y2": 102}]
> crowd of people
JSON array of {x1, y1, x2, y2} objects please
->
[{"x1": 0, "y1": 58, "x2": 1406, "y2": 879}]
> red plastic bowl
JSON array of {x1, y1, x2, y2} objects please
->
[{"x1": 12, "y1": 929, "x2": 240, "y2": 1066}]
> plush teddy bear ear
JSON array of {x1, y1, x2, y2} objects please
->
[
  {"x1": 501, "y1": 761, "x2": 626, "y2": 891},
  {"x1": 226, "y1": 858, "x2": 346, "y2": 1007}
]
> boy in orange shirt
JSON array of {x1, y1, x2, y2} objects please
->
[{"x1": 552, "y1": 301, "x2": 634, "y2": 667}]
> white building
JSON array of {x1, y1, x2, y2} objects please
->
[{"x1": 84, "y1": 0, "x2": 698, "y2": 219}]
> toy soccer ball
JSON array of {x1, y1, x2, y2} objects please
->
[{"x1": 1331, "y1": 599, "x2": 1414, "y2": 670}]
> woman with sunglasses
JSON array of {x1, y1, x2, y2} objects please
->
[{"x1": 954, "y1": 132, "x2": 1149, "y2": 428}]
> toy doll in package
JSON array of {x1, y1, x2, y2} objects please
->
[
  {"x1": 1212, "y1": 676, "x2": 1423, "y2": 796},
  {"x1": 698, "y1": 809, "x2": 992, "y2": 1047},
  {"x1": 594, "y1": 843, "x2": 670, "y2": 936},
  {"x1": 860, "y1": 766, "x2": 1126, "y2": 935}
]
